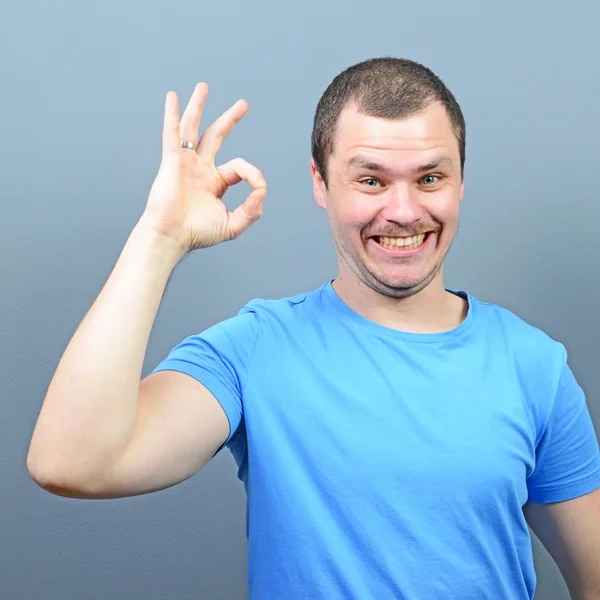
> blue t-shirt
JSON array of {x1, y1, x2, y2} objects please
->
[{"x1": 151, "y1": 280, "x2": 600, "y2": 599}]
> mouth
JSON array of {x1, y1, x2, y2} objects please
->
[{"x1": 367, "y1": 232, "x2": 434, "y2": 256}]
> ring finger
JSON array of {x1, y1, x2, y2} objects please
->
[{"x1": 179, "y1": 82, "x2": 209, "y2": 149}]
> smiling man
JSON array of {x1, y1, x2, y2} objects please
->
[
  {"x1": 28, "y1": 58, "x2": 600, "y2": 599},
  {"x1": 312, "y1": 89, "x2": 467, "y2": 334}
]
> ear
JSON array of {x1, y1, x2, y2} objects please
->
[
  {"x1": 311, "y1": 158, "x2": 327, "y2": 209},
  {"x1": 459, "y1": 181, "x2": 465, "y2": 202}
]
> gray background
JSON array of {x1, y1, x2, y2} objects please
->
[{"x1": 1, "y1": 0, "x2": 598, "y2": 598}]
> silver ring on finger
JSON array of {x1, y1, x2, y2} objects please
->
[{"x1": 181, "y1": 141, "x2": 196, "y2": 150}]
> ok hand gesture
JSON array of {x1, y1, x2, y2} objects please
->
[{"x1": 143, "y1": 83, "x2": 267, "y2": 255}]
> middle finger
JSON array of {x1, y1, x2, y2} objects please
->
[{"x1": 196, "y1": 99, "x2": 249, "y2": 161}]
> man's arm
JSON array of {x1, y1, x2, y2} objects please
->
[
  {"x1": 26, "y1": 84, "x2": 266, "y2": 497},
  {"x1": 524, "y1": 489, "x2": 600, "y2": 600}
]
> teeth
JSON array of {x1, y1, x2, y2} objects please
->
[{"x1": 378, "y1": 234, "x2": 426, "y2": 249}]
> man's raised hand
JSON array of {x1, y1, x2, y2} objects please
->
[{"x1": 142, "y1": 83, "x2": 267, "y2": 254}]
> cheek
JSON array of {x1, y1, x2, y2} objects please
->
[
  {"x1": 330, "y1": 191, "x2": 376, "y2": 229},
  {"x1": 425, "y1": 191, "x2": 460, "y2": 222}
]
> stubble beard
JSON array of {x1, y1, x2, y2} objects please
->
[{"x1": 332, "y1": 222, "x2": 459, "y2": 299}]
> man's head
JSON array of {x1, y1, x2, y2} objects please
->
[{"x1": 310, "y1": 57, "x2": 466, "y2": 299}]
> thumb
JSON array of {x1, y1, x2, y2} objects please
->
[{"x1": 226, "y1": 185, "x2": 267, "y2": 239}]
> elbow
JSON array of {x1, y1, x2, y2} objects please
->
[
  {"x1": 26, "y1": 449, "x2": 63, "y2": 495},
  {"x1": 28, "y1": 467, "x2": 95, "y2": 499},
  {"x1": 26, "y1": 444, "x2": 49, "y2": 487},
  {"x1": 27, "y1": 448, "x2": 119, "y2": 500},
  {"x1": 26, "y1": 447, "x2": 87, "y2": 498}
]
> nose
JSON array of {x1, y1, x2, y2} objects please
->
[{"x1": 379, "y1": 182, "x2": 426, "y2": 226}]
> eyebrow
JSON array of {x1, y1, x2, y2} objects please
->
[{"x1": 346, "y1": 155, "x2": 455, "y2": 176}]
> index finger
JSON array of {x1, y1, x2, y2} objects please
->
[{"x1": 196, "y1": 99, "x2": 249, "y2": 161}]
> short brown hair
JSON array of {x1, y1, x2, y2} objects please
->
[{"x1": 311, "y1": 57, "x2": 466, "y2": 187}]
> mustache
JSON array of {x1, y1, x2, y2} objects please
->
[{"x1": 366, "y1": 226, "x2": 439, "y2": 238}]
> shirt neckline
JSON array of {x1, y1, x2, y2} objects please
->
[{"x1": 322, "y1": 278, "x2": 476, "y2": 343}]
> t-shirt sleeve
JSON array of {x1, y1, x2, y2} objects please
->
[
  {"x1": 148, "y1": 305, "x2": 260, "y2": 449},
  {"x1": 527, "y1": 348, "x2": 600, "y2": 503}
]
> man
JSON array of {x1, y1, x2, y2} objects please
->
[{"x1": 27, "y1": 58, "x2": 600, "y2": 599}]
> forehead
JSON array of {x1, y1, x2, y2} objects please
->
[{"x1": 332, "y1": 101, "x2": 459, "y2": 167}]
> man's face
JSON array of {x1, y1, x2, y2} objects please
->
[{"x1": 312, "y1": 101, "x2": 465, "y2": 298}]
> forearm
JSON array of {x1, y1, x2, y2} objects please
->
[{"x1": 27, "y1": 218, "x2": 185, "y2": 487}]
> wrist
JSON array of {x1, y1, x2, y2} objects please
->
[{"x1": 131, "y1": 216, "x2": 189, "y2": 266}]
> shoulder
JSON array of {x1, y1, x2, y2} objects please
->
[
  {"x1": 469, "y1": 293, "x2": 566, "y2": 371},
  {"x1": 187, "y1": 284, "x2": 323, "y2": 351},
  {"x1": 466, "y1": 293, "x2": 572, "y2": 429},
  {"x1": 236, "y1": 286, "x2": 316, "y2": 325}
]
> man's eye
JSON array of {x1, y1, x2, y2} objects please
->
[
  {"x1": 421, "y1": 175, "x2": 440, "y2": 185},
  {"x1": 360, "y1": 178, "x2": 381, "y2": 187}
]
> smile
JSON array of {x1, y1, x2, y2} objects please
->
[
  {"x1": 367, "y1": 231, "x2": 435, "y2": 258},
  {"x1": 374, "y1": 233, "x2": 428, "y2": 250}
]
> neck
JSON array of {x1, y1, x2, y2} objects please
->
[{"x1": 331, "y1": 270, "x2": 467, "y2": 334}]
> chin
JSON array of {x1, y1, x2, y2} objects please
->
[
  {"x1": 380, "y1": 280, "x2": 430, "y2": 297},
  {"x1": 369, "y1": 264, "x2": 442, "y2": 297},
  {"x1": 355, "y1": 273, "x2": 425, "y2": 298}
]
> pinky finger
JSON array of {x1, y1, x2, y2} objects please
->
[{"x1": 162, "y1": 91, "x2": 181, "y2": 156}]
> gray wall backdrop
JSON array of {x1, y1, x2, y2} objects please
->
[{"x1": 2, "y1": 0, "x2": 599, "y2": 598}]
